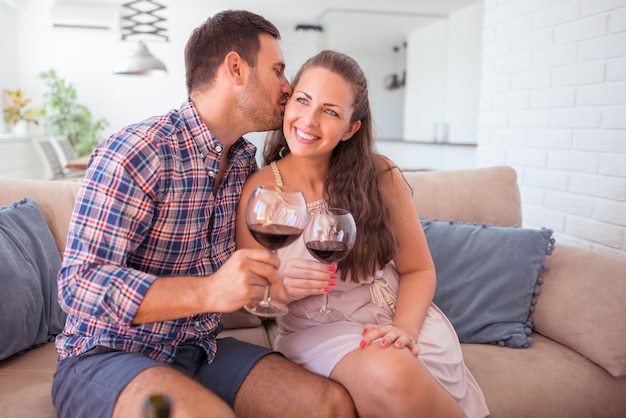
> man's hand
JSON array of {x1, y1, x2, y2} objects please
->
[{"x1": 205, "y1": 248, "x2": 281, "y2": 312}]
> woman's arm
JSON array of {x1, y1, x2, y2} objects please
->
[{"x1": 360, "y1": 164, "x2": 436, "y2": 355}]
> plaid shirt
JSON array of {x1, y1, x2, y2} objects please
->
[{"x1": 56, "y1": 98, "x2": 257, "y2": 364}]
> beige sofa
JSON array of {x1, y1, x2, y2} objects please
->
[{"x1": 1, "y1": 166, "x2": 625, "y2": 418}]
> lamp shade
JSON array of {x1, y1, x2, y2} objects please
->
[{"x1": 113, "y1": 42, "x2": 167, "y2": 76}]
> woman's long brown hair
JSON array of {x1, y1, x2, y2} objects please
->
[{"x1": 263, "y1": 50, "x2": 398, "y2": 283}]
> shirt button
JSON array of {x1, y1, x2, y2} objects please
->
[
  {"x1": 208, "y1": 170, "x2": 215, "y2": 178},
  {"x1": 215, "y1": 145, "x2": 223, "y2": 153}
]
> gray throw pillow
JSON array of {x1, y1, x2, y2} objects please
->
[
  {"x1": 0, "y1": 198, "x2": 66, "y2": 360},
  {"x1": 422, "y1": 219, "x2": 555, "y2": 348}
]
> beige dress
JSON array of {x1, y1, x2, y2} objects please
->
[{"x1": 271, "y1": 163, "x2": 490, "y2": 418}]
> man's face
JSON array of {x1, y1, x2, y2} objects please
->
[{"x1": 237, "y1": 33, "x2": 292, "y2": 132}]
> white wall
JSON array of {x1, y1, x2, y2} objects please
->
[{"x1": 477, "y1": 0, "x2": 626, "y2": 259}]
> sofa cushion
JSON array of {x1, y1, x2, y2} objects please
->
[
  {"x1": 0, "y1": 342, "x2": 57, "y2": 417},
  {"x1": 423, "y1": 219, "x2": 554, "y2": 348},
  {"x1": 0, "y1": 198, "x2": 66, "y2": 361},
  {"x1": 533, "y1": 244, "x2": 626, "y2": 378}
]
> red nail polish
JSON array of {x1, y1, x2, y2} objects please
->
[
  {"x1": 328, "y1": 265, "x2": 337, "y2": 272},
  {"x1": 381, "y1": 339, "x2": 389, "y2": 347},
  {"x1": 359, "y1": 340, "x2": 366, "y2": 348},
  {"x1": 323, "y1": 288, "x2": 330, "y2": 293},
  {"x1": 329, "y1": 281, "x2": 336, "y2": 286},
  {"x1": 362, "y1": 328, "x2": 368, "y2": 336},
  {"x1": 330, "y1": 273, "x2": 338, "y2": 279}
]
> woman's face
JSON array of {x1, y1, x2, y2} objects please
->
[{"x1": 283, "y1": 66, "x2": 361, "y2": 159}]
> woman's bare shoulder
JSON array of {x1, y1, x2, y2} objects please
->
[
  {"x1": 373, "y1": 154, "x2": 403, "y2": 183},
  {"x1": 245, "y1": 164, "x2": 276, "y2": 188}
]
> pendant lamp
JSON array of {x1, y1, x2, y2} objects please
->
[
  {"x1": 113, "y1": 42, "x2": 167, "y2": 75},
  {"x1": 113, "y1": 0, "x2": 168, "y2": 76}
]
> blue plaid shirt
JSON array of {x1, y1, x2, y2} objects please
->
[{"x1": 56, "y1": 98, "x2": 257, "y2": 364}]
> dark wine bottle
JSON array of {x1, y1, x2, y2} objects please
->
[{"x1": 143, "y1": 394, "x2": 171, "y2": 418}]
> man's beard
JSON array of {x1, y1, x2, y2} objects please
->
[{"x1": 238, "y1": 71, "x2": 284, "y2": 132}]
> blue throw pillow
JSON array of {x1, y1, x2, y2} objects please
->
[
  {"x1": 0, "y1": 198, "x2": 67, "y2": 360},
  {"x1": 422, "y1": 219, "x2": 555, "y2": 348}
]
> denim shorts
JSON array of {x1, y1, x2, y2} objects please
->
[{"x1": 51, "y1": 337, "x2": 274, "y2": 418}]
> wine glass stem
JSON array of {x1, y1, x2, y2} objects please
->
[
  {"x1": 258, "y1": 249, "x2": 278, "y2": 308},
  {"x1": 320, "y1": 293, "x2": 331, "y2": 313},
  {"x1": 260, "y1": 285, "x2": 272, "y2": 308},
  {"x1": 320, "y1": 261, "x2": 337, "y2": 313}
]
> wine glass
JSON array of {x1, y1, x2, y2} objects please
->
[
  {"x1": 303, "y1": 208, "x2": 357, "y2": 323},
  {"x1": 244, "y1": 185, "x2": 308, "y2": 318}
]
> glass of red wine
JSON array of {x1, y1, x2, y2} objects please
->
[
  {"x1": 244, "y1": 185, "x2": 308, "y2": 318},
  {"x1": 304, "y1": 208, "x2": 357, "y2": 323}
]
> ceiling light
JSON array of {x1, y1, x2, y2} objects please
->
[
  {"x1": 113, "y1": 42, "x2": 167, "y2": 76},
  {"x1": 113, "y1": 0, "x2": 169, "y2": 76}
]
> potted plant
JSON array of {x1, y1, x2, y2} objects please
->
[
  {"x1": 39, "y1": 69, "x2": 109, "y2": 156},
  {"x1": 2, "y1": 89, "x2": 44, "y2": 136}
]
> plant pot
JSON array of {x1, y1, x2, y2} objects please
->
[{"x1": 11, "y1": 120, "x2": 29, "y2": 137}]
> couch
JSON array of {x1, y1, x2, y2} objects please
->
[{"x1": 1, "y1": 166, "x2": 625, "y2": 418}]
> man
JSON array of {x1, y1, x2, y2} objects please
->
[{"x1": 52, "y1": 10, "x2": 355, "y2": 418}]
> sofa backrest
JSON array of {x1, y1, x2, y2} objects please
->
[
  {"x1": 402, "y1": 166, "x2": 522, "y2": 227},
  {"x1": 0, "y1": 167, "x2": 524, "y2": 336},
  {"x1": 1, "y1": 166, "x2": 522, "y2": 259},
  {"x1": 0, "y1": 179, "x2": 80, "y2": 259}
]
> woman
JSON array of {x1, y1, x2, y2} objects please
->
[{"x1": 236, "y1": 50, "x2": 489, "y2": 418}]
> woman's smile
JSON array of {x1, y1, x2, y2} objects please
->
[{"x1": 294, "y1": 127, "x2": 319, "y2": 142}]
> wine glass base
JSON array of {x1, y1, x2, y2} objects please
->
[
  {"x1": 306, "y1": 308, "x2": 345, "y2": 323},
  {"x1": 244, "y1": 301, "x2": 289, "y2": 318}
]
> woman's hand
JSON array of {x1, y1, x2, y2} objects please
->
[
  {"x1": 277, "y1": 258, "x2": 337, "y2": 302},
  {"x1": 360, "y1": 323, "x2": 419, "y2": 357}
]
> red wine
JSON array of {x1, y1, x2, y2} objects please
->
[
  {"x1": 248, "y1": 223, "x2": 303, "y2": 250},
  {"x1": 306, "y1": 240, "x2": 351, "y2": 263}
]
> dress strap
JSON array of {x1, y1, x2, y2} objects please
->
[
  {"x1": 271, "y1": 161, "x2": 284, "y2": 187},
  {"x1": 270, "y1": 160, "x2": 327, "y2": 209}
]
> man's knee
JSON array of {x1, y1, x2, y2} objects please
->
[
  {"x1": 115, "y1": 366, "x2": 235, "y2": 418},
  {"x1": 323, "y1": 379, "x2": 356, "y2": 418}
]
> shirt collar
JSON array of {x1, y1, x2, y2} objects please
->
[
  {"x1": 179, "y1": 98, "x2": 228, "y2": 158},
  {"x1": 179, "y1": 98, "x2": 257, "y2": 164}
]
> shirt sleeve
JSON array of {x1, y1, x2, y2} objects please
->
[{"x1": 58, "y1": 132, "x2": 161, "y2": 326}]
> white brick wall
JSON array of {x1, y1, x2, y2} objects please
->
[{"x1": 478, "y1": 0, "x2": 626, "y2": 259}]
